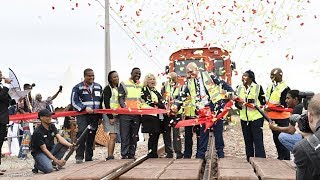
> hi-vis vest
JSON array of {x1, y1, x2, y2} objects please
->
[
  {"x1": 140, "y1": 87, "x2": 158, "y2": 116},
  {"x1": 185, "y1": 71, "x2": 223, "y2": 116},
  {"x1": 236, "y1": 83, "x2": 263, "y2": 121},
  {"x1": 121, "y1": 79, "x2": 143, "y2": 108},
  {"x1": 164, "y1": 81, "x2": 183, "y2": 115},
  {"x1": 266, "y1": 82, "x2": 290, "y2": 119},
  {"x1": 109, "y1": 85, "x2": 120, "y2": 109}
]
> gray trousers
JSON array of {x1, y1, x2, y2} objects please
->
[
  {"x1": 163, "y1": 115, "x2": 182, "y2": 156},
  {"x1": 119, "y1": 115, "x2": 141, "y2": 158}
]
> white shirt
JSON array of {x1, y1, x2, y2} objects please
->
[{"x1": 197, "y1": 74, "x2": 209, "y2": 106}]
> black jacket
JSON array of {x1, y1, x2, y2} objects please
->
[
  {"x1": 293, "y1": 122, "x2": 320, "y2": 180},
  {"x1": 140, "y1": 86, "x2": 165, "y2": 133},
  {"x1": 0, "y1": 86, "x2": 11, "y2": 125}
]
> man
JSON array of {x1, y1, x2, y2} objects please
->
[
  {"x1": 269, "y1": 90, "x2": 304, "y2": 152},
  {"x1": 31, "y1": 109, "x2": 73, "y2": 174},
  {"x1": 71, "y1": 68, "x2": 103, "y2": 164},
  {"x1": 265, "y1": 68, "x2": 291, "y2": 160},
  {"x1": 118, "y1": 67, "x2": 142, "y2": 159},
  {"x1": 32, "y1": 85, "x2": 62, "y2": 112},
  {"x1": 0, "y1": 70, "x2": 11, "y2": 175},
  {"x1": 161, "y1": 72, "x2": 183, "y2": 159},
  {"x1": 293, "y1": 93, "x2": 320, "y2": 180},
  {"x1": 172, "y1": 63, "x2": 233, "y2": 159}
]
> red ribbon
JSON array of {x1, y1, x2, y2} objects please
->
[
  {"x1": 234, "y1": 97, "x2": 293, "y2": 113},
  {"x1": 9, "y1": 108, "x2": 167, "y2": 123},
  {"x1": 175, "y1": 100, "x2": 234, "y2": 131}
]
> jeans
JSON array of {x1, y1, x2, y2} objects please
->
[
  {"x1": 279, "y1": 132, "x2": 302, "y2": 152},
  {"x1": 32, "y1": 139, "x2": 70, "y2": 174},
  {"x1": 241, "y1": 118, "x2": 266, "y2": 162}
]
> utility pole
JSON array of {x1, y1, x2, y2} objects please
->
[{"x1": 105, "y1": 0, "x2": 111, "y2": 85}]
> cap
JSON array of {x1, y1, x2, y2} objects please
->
[{"x1": 38, "y1": 109, "x2": 55, "y2": 119}]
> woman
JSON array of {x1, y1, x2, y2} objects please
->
[
  {"x1": 103, "y1": 71, "x2": 120, "y2": 160},
  {"x1": 235, "y1": 70, "x2": 266, "y2": 162},
  {"x1": 141, "y1": 74, "x2": 165, "y2": 158}
]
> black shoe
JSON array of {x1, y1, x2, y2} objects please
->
[
  {"x1": 85, "y1": 159, "x2": 93, "y2": 162},
  {"x1": 165, "y1": 154, "x2": 173, "y2": 158},
  {"x1": 32, "y1": 168, "x2": 38, "y2": 174},
  {"x1": 106, "y1": 156, "x2": 114, "y2": 161},
  {"x1": 122, "y1": 156, "x2": 129, "y2": 159},
  {"x1": 128, "y1": 155, "x2": 135, "y2": 159},
  {"x1": 176, "y1": 153, "x2": 183, "y2": 159}
]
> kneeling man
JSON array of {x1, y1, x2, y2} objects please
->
[{"x1": 31, "y1": 109, "x2": 73, "y2": 173}]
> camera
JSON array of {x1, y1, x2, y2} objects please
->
[
  {"x1": 299, "y1": 91, "x2": 314, "y2": 110},
  {"x1": 289, "y1": 91, "x2": 315, "y2": 133},
  {"x1": 290, "y1": 113, "x2": 312, "y2": 133}
]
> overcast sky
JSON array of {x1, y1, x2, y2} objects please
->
[{"x1": 0, "y1": 0, "x2": 319, "y2": 107}]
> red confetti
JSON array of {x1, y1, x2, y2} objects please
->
[
  {"x1": 176, "y1": 11, "x2": 180, "y2": 13},
  {"x1": 296, "y1": 15, "x2": 301, "y2": 18},
  {"x1": 300, "y1": 22, "x2": 304, "y2": 26},
  {"x1": 315, "y1": 15, "x2": 317, "y2": 19},
  {"x1": 186, "y1": 36, "x2": 189, "y2": 40},
  {"x1": 136, "y1": 31, "x2": 140, "y2": 34},
  {"x1": 206, "y1": 6, "x2": 209, "y2": 9},
  {"x1": 242, "y1": 17, "x2": 246, "y2": 22},
  {"x1": 75, "y1": 3, "x2": 78, "y2": 7},
  {"x1": 218, "y1": 12, "x2": 221, "y2": 15},
  {"x1": 173, "y1": 27, "x2": 176, "y2": 32},
  {"x1": 52, "y1": 6, "x2": 55, "y2": 10},
  {"x1": 252, "y1": 9, "x2": 257, "y2": 14},
  {"x1": 120, "y1": 5, "x2": 124, "y2": 11},
  {"x1": 285, "y1": 54, "x2": 289, "y2": 58},
  {"x1": 260, "y1": 41, "x2": 265, "y2": 44},
  {"x1": 136, "y1": 10, "x2": 140, "y2": 16}
]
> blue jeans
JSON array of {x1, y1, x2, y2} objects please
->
[
  {"x1": 278, "y1": 132, "x2": 302, "y2": 152},
  {"x1": 32, "y1": 139, "x2": 70, "y2": 173}
]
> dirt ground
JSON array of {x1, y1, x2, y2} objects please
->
[{"x1": 0, "y1": 116, "x2": 278, "y2": 176}]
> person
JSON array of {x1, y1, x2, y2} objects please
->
[
  {"x1": 31, "y1": 85, "x2": 62, "y2": 112},
  {"x1": 265, "y1": 68, "x2": 291, "y2": 160},
  {"x1": 293, "y1": 93, "x2": 320, "y2": 180},
  {"x1": 118, "y1": 67, "x2": 142, "y2": 159},
  {"x1": 235, "y1": 70, "x2": 266, "y2": 162},
  {"x1": 103, "y1": 71, "x2": 121, "y2": 160},
  {"x1": 161, "y1": 72, "x2": 183, "y2": 159},
  {"x1": 71, "y1": 68, "x2": 103, "y2": 164},
  {"x1": 31, "y1": 109, "x2": 73, "y2": 174},
  {"x1": 0, "y1": 70, "x2": 11, "y2": 175},
  {"x1": 269, "y1": 90, "x2": 304, "y2": 152},
  {"x1": 172, "y1": 62, "x2": 234, "y2": 159},
  {"x1": 62, "y1": 104, "x2": 76, "y2": 143},
  {"x1": 141, "y1": 74, "x2": 166, "y2": 158}
]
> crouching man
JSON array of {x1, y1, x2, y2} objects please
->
[{"x1": 31, "y1": 109, "x2": 73, "y2": 173}]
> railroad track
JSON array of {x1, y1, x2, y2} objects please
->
[
  {"x1": 102, "y1": 145, "x2": 165, "y2": 180},
  {"x1": 202, "y1": 131, "x2": 217, "y2": 180}
]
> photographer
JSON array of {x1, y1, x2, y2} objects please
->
[
  {"x1": 293, "y1": 93, "x2": 320, "y2": 180},
  {"x1": 269, "y1": 90, "x2": 304, "y2": 152}
]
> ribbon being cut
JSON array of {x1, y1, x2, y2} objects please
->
[
  {"x1": 175, "y1": 98, "x2": 293, "y2": 130},
  {"x1": 9, "y1": 108, "x2": 167, "y2": 122}
]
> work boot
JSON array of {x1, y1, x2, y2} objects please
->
[
  {"x1": 106, "y1": 156, "x2": 114, "y2": 161},
  {"x1": 176, "y1": 152, "x2": 183, "y2": 159}
]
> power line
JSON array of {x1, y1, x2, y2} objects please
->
[{"x1": 95, "y1": 0, "x2": 163, "y2": 71}]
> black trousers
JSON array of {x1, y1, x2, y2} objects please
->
[
  {"x1": 162, "y1": 116, "x2": 174, "y2": 156},
  {"x1": 240, "y1": 118, "x2": 266, "y2": 162},
  {"x1": 75, "y1": 115, "x2": 99, "y2": 161},
  {"x1": 271, "y1": 118, "x2": 290, "y2": 160},
  {"x1": 119, "y1": 115, "x2": 141, "y2": 158},
  {"x1": 148, "y1": 133, "x2": 160, "y2": 158},
  {"x1": 0, "y1": 123, "x2": 7, "y2": 165}
]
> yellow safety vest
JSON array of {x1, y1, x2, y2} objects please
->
[
  {"x1": 109, "y1": 86, "x2": 120, "y2": 109},
  {"x1": 121, "y1": 79, "x2": 143, "y2": 108},
  {"x1": 236, "y1": 83, "x2": 263, "y2": 121},
  {"x1": 140, "y1": 87, "x2": 159, "y2": 116},
  {"x1": 185, "y1": 71, "x2": 223, "y2": 116},
  {"x1": 266, "y1": 81, "x2": 290, "y2": 119},
  {"x1": 164, "y1": 81, "x2": 183, "y2": 115}
]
